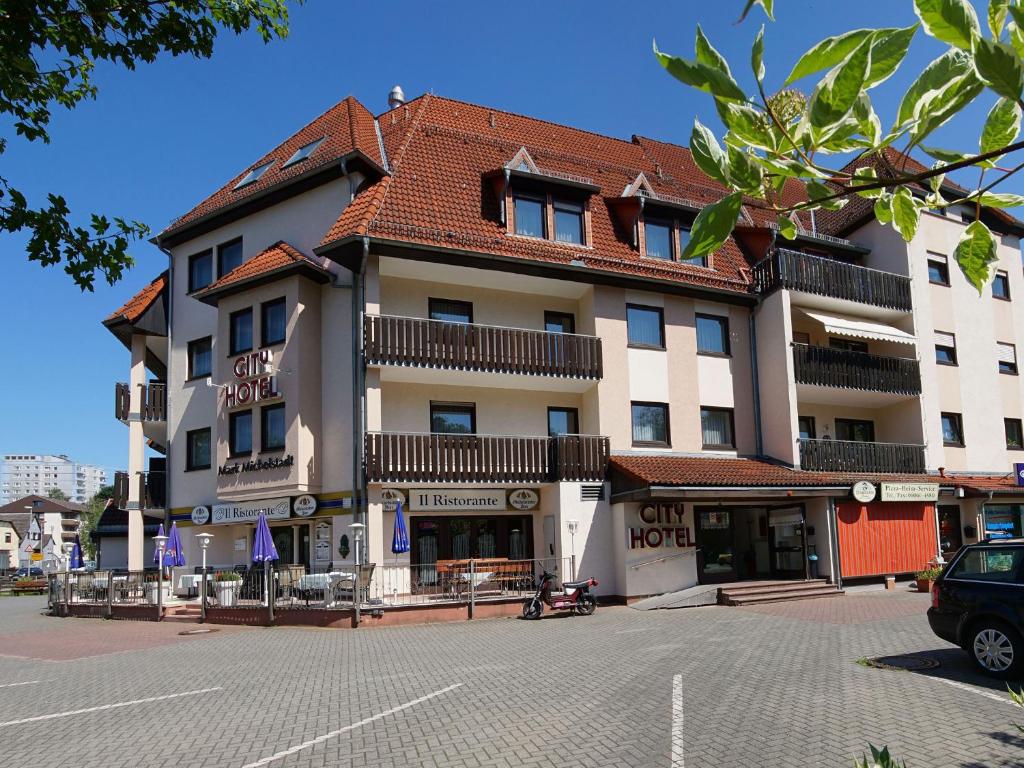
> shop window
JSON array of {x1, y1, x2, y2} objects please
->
[
  {"x1": 835, "y1": 418, "x2": 875, "y2": 443},
  {"x1": 941, "y1": 412, "x2": 965, "y2": 446},
  {"x1": 927, "y1": 253, "x2": 949, "y2": 286},
  {"x1": 548, "y1": 407, "x2": 579, "y2": 436},
  {"x1": 230, "y1": 308, "x2": 253, "y2": 355},
  {"x1": 543, "y1": 311, "x2": 575, "y2": 334},
  {"x1": 1006, "y1": 418, "x2": 1024, "y2": 450},
  {"x1": 513, "y1": 194, "x2": 545, "y2": 238},
  {"x1": 186, "y1": 428, "x2": 211, "y2": 471},
  {"x1": 798, "y1": 416, "x2": 816, "y2": 440},
  {"x1": 428, "y1": 298, "x2": 473, "y2": 324},
  {"x1": 626, "y1": 304, "x2": 665, "y2": 349},
  {"x1": 553, "y1": 200, "x2": 584, "y2": 245},
  {"x1": 188, "y1": 249, "x2": 213, "y2": 292},
  {"x1": 983, "y1": 505, "x2": 1024, "y2": 539},
  {"x1": 934, "y1": 331, "x2": 957, "y2": 366},
  {"x1": 993, "y1": 270, "x2": 1011, "y2": 300},
  {"x1": 261, "y1": 298, "x2": 286, "y2": 347},
  {"x1": 700, "y1": 407, "x2": 735, "y2": 450},
  {"x1": 430, "y1": 402, "x2": 476, "y2": 434},
  {"x1": 998, "y1": 342, "x2": 1018, "y2": 374},
  {"x1": 187, "y1": 336, "x2": 212, "y2": 379},
  {"x1": 696, "y1": 314, "x2": 730, "y2": 356},
  {"x1": 631, "y1": 402, "x2": 669, "y2": 446},
  {"x1": 644, "y1": 219, "x2": 673, "y2": 260},
  {"x1": 217, "y1": 238, "x2": 243, "y2": 277},
  {"x1": 261, "y1": 403, "x2": 286, "y2": 451},
  {"x1": 229, "y1": 410, "x2": 252, "y2": 457}
]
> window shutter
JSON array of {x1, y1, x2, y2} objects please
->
[
  {"x1": 928, "y1": 252, "x2": 947, "y2": 264},
  {"x1": 934, "y1": 331, "x2": 956, "y2": 348},
  {"x1": 997, "y1": 342, "x2": 1017, "y2": 363}
]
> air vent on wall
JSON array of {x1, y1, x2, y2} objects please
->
[{"x1": 580, "y1": 484, "x2": 605, "y2": 502}]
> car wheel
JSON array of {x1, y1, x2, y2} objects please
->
[{"x1": 969, "y1": 620, "x2": 1023, "y2": 678}]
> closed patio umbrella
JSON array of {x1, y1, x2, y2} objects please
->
[
  {"x1": 252, "y1": 514, "x2": 279, "y2": 613},
  {"x1": 70, "y1": 535, "x2": 84, "y2": 570},
  {"x1": 391, "y1": 500, "x2": 410, "y2": 555},
  {"x1": 166, "y1": 522, "x2": 186, "y2": 567}
]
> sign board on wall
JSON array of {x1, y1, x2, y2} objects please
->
[
  {"x1": 851, "y1": 481, "x2": 877, "y2": 503},
  {"x1": 508, "y1": 489, "x2": 540, "y2": 511},
  {"x1": 409, "y1": 489, "x2": 506, "y2": 512},
  {"x1": 381, "y1": 489, "x2": 405, "y2": 512},
  {"x1": 627, "y1": 503, "x2": 694, "y2": 550},
  {"x1": 1015, "y1": 462, "x2": 1024, "y2": 487},
  {"x1": 879, "y1": 483, "x2": 939, "y2": 502},
  {"x1": 212, "y1": 497, "x2": 290, "y2": 525},
  {"x1": 191, "y1": 506, "x2": 211, "y2": 525},
  {"x1": 293, "y1": 495, "x2": 317, "y2": 517}
]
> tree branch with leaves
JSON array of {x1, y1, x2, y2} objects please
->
[{"x1": 657, "y1": 0, "x2": 1024, "y2": 293}]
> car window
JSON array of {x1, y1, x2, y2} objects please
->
[{"x1": 947, "y1": 548, "x2": 1023, "y2": 583}]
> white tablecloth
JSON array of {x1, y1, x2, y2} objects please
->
[
  {"x1": 176, "y1": 574, "x2": 206, "y2": 592},
  {"x1": 296, "y1": 572, "x2": 355, "y2": 591},
  {"x1": 450, "y1": 572, "x2": 494, "y2": 589}
]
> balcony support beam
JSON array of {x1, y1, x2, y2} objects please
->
[{"x1": 127, "y1": 334, "x2": 147, "y2": 571}]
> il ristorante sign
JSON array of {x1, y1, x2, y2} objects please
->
[
  {"x1": 212, "y1": 497, "x2": 290, "y2": 524},
  {"x1": 225, "y1": 350, "x2": 280, "y2": 408}
]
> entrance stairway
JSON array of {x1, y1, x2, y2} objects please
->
[
  {"x1": 717, "y1": 579, "x2": 844, "y2": 606},
  {"x1": 162, "y1": 604, "x2": 202, "y2": 623}
]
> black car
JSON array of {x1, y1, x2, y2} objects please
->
[
  {"x1": 928, "y1": 539, "x2": 1024, "y2": 678},
  {"x1": 13, "y1": 567, "x2": 43, "y2": 578}
]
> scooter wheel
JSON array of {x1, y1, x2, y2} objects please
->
[
  {"x1": 576, "y1": 594, "x2": 596, "y2": 616},
  {"x1": 522, "y1": 598, "x2": 543, "y2": 620}
]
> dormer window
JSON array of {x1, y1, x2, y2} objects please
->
[
  {"x1": 513, "y1": 194, "x2": 545, "y2": 238},
  {"x1": 645, "y1": 219, "x2": 673, "y2": 260},
  {"x1": 283, "y1": 137, "x2": 324, "y2": 168},
  {"x1": 234, "y1": 161, "x2": 272, "y2": 190},
  {"x1": 553, "y1": 200, "x2": 583, "y2": 245}
]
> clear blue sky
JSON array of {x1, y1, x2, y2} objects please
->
[{"x1": 0, "y1": 0, "x2": 1018, "y2": 479}]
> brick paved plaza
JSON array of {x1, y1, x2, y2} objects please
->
[{"x1": 0, "y1": 592, "x2": 1021, "y2": 767}]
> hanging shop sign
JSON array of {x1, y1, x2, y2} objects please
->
[
  {"x1": 191, "y1": 505, "x2": 211, "y2": 525},
  {"x1": 1016, "y1": 462, "x2": 1024, "y2": 487},
  {"x1": 381, "y1": 489, "x2": 405, "y2": 512},
  {"x1": 508, "y1": 489, "x2": 540, "y2": 511},
  {"x1": 851, "y1": 481, "x2": 877, "y2": 503},
  {"x1": 219, "y1": 454, "x2": 294, "y2": 476},
  {"x1": 293, "y1": 495, "x2": 318, "y2": 517},
  {"x1": 627, "y1": 503, "x2": 694, "y2": 550},
  {"x1": 409, "y1": 489, "x2": 506, "y2": 512},
  {"x1": 212, "y1": 497, "x2": 290, "y2": 525},
  {"x1": 879, "y1": 483, "x2": 939, "y2": 502},
  {"x1": 224, "y1": 349, "x2": 280, "y2": 408}
]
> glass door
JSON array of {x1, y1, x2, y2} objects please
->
[
  {"x1": 696, "y1": 509, "x2": 736, "y2": 583},
  {"x1": 768, "y1": 507, "x2": 805, "y2": 578},
  {"x1": 272, "y1": 527, "x2": 294, "y2": 565}
]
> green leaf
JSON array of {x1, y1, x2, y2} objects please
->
[
  {"x1": 981, "y1": 98, "x2": 1022, "y2": 157},
  {"x1": 717, "y1": 100, "x2": 776, "y2": 151},
  {"x1": 752, "y1": 25, "x2": 766, "y2": 82},
  {"x1": 738, "y1": 0, "x2": 774, "y2": 22},
  {"x1": 1010, "y1": 10, "x2": 1024, "y2": 57},
  {"x1": 921, "y1": 144, "x2": 973, "y2": 163},
  {"x1": 892, "y1": 187, "x2": 920, "y2": 241},
  {"x1": 955, "y1": 219, "x2": 998, "y2": 293},
  {"x1": 689, "y1": 119, "x2": 730, "y2": 186},
  {"x1": 911, "y1": 70, "x2": 984, "y2": 143},
  {"x1": 776, "y1": 215, "x2": 798, "y2": 240},
  {"x1": 654, "y1": 41, "x2": 748, "y2": 102},
  {"x1": 864, "y1": 26, "x2": 919, "y2": 89},
  {"x1": 989, "y1": 0, "x2": 1011, "y2": 37},
  {"x1": 784, "y1": 29, "x2": 872, "y2": 86},
  {"x1": 852, "y1": 166, "x2": 885, "y2": 199},
  {"x1": 805, "y1": 179, "x2": 846, "y2": 210},
  {"x1": 973, "y1": 38, "x2": 1024, "y2": 101},
  {"x1": 913, "y1": 0, "x2": 981, "y2": 50},
  {"x1": 807, "y1": 39, "x2": 872, "y2": 134},
  {"x1": 727, "y1": 145, "x2": 764, "y2": 194},
  {"x1": 874, "y1": 193, "x2": 894, "y2": 224},
  {"x1": 976, "y1": 191, "x2": 1024, "y2": 207},
  {"x1": 896, "y1": 48, "x2": 973, "y2": 128},
  {"x1": 695, "y1": 25, "x2": 732, "y2": 77},
  {"x1": 682, "y1": 192, "x2": 744, "y2": 260}
]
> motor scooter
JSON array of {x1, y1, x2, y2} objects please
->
[{"x1": 522, "y1": 570, "x2": 598, "y2": 619}]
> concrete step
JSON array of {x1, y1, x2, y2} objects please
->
[
  {"x1": 719, "y1": 580, "x2": 830, "y2": 599},
  {"x1": 722, "y1": 587, "x2": 845, "y2": 606}
]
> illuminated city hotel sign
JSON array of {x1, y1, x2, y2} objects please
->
[{"x1": 225, "y1": 349, "x2": 280, "y2": 408}]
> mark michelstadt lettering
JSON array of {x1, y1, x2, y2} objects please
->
[{"x1": 219, "y1": 454, "x2": 294, "y2": 476}]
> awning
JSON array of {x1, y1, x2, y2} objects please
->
[{"x1": 801, "y1": 310, "x2": 916, "y2": 345}]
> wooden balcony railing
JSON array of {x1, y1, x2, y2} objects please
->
[
  {"x1": 799, "y1": 438, "x2": 926, "y2": 473},
  {"x1": 112, "y1": 471, "x2": 129, "y2": 509},
  {"x1": 364, "y1": 432, "x2": 610, "y2": 483},
  {"x1": 111, "y1": 470, "x2": 165, "y2": 510},
  {"x1": 753, "y1": 248, "x2": 912, "y2": 311},
  {"x1": 792, "y1": 344, "x2": 921, "y2": 395},
  {"x1": 364, "y1": 314, "x2": 603, "y2": 380},
  {"x1": 113, "y1": 381, "x2": 167, "y2": 422}
]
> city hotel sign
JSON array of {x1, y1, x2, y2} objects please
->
[
  {"x1": 224, "y1": 349, "x2": 280, "y2": 408},
  {"x1": 628, "y1": 503, "x2": 694, "y2": 549}
]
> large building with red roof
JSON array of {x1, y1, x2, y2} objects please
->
[{"x1": 102, "y1": 87, "x2": 1024, "y2": 601}]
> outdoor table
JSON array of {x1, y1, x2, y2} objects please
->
[
  {"x1": 448, "y1": 571, "x2": 495, "y2": 599},
  {"x1": 91, "y1": 574, "x2": 128, "y2": 589},
  {"x1": 296, "y1": 572, "x2": 355, "y2": 607},
  {"x1": 175, "y1": 573, "x2": 209, "y2": 598}
]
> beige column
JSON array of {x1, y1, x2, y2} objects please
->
[{"x1": 127, "y1": 334, "x2": 147, "y2": 570}]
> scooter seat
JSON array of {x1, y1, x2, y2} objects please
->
[{"x1": 562, "y1": 579, "x2": 590, "y2": 589}]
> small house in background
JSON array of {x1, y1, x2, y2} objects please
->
[
  {"x1": 91, "y1": 501, "x2": 160, "y2": 570},
  {"x1": 0, "y1": 521, "x2": 18, "y2": 572},
  {"x1": 0, "y1": 494, "x2": 86, "y2": 568}
]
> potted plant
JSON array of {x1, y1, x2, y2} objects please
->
[
  {"x1": 213, "y1": 570, "x2": 242, "y2": 607},
  {"x1": 915, "y1": 565, "x2": 943, "y2": 593}
]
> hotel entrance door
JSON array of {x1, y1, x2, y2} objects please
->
[{"x1": 696, "y1": 509, "x2": 736, "y2": 583}]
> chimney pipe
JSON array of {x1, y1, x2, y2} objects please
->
[{"x1": 387, "y1": 85, "x2": 406, "y2": 110}]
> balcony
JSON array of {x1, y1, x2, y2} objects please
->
[
  {"x1": 798, "y1": 438, "x2": 925, "y2": 474},
  {"x1": 364, "y1": 315, "x2": 603, "y2": 387},
  {"x1": 364, "y1": 432, "x2": 610, "y2": 484},
  {"x1": 753, "y1": 249, "x2": 912, "y2": 312},
  {"x1": 793, "y1": 344, "x2": 921, "y2": 396},
  {"x1": 112, "y1": 470, "x2": 166, "y2": 510},
  {"x1": 114, "y1": 381, "x2": 167, "y2": 422}
]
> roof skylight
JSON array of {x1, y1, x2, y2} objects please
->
[
  {"x1": 283, "y1": 137, "x2": 325, "y2": 168},
  {"x1": 233, "y1": 161, "x2": 273, "y2": 190}
]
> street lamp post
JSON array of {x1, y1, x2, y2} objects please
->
[
  {"x1": 349, "y1": 522, "x2": 365, "y2": 626},
  {"x1": 62, "y1": 541, "x2": 75, "y2": 611},
  {"x1": 153, "y1": 533, "x2": 168, "y2": 619},
  {"x1": 195, "y1": 533, "x2": 213, "y2": 622},
  {"x1": 566, "y1": 520, "x2": 579, "y2": 581}
]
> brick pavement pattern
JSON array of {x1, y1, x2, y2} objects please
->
[{"x1": 0, "y1": 592, "x2": 1021, "y2": 767}]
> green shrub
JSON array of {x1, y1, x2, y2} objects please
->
[
  {"x1": 214, "y1": 571, "x2": 242, "y2": 582},
  {"x1": 914, "y1": 565, "x2": 943, "y2": 581}
]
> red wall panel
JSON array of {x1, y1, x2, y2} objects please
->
[{"x1": 836, "y1": 502, "x2": 937, "y2": 578}]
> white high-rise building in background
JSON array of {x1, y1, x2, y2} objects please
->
[{"x1": 0, "y1": 455, "x2": 107, "y2": 505}]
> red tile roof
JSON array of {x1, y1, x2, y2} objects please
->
[
  {"x1": 944, "y1": 473, "x2": 1022, "y2": 494},
  {"x1": 161, "y1": 96, "x2": 384, "y2": 238},
  {"x1": 193, "y1": 241, "x2": 330, "y2": 302},
  {"x1": 610, "y1": 454, "x2": 942, "y2": 489},
  {"x1": 103, "y1": 271, "x2": 168, "y2": 325}
]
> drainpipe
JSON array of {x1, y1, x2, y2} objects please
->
[
  {"x1": 827, "y1": 496, "x2": 842, "y2": 590},
  {"x1": 351, "y1": 238, "x2": 369, "y2": 561},
  {"x1": 157, "y1": 242, "x2": 174, "y2": 531},
  {"x1": 748, "y1": 309, "x2": 763, "y2": 458}
]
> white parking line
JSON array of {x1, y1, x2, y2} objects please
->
[
  {"x1": 0, "y1": 681, "x2": 42, "y2": 689},
  {"x1": 922, "y1": 675, "x2": 1017, "y2": 706},
  {"x1": 0, "y1": 687, "x2": 222, "y2": 727},
  {"x1": 671, "y1": 674, "x2": 684, "y2": 767},
  {"x1": 241, "y1": 683, "x2": 463, "y2": 768}
]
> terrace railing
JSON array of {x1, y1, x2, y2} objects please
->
[
  {"x1": 792, "y1": 344, "x2": 921, "y2": 395},
  {"x1": 798, "y1": 438, "x2": 926, "y2": 473}
]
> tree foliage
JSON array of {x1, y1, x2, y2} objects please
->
[
  {"x1": 80, "y1": 483, "x2": 114, "y2": 558},
  {"x1": 0, "y1": 1, "x2": 294, "y2": 290},
  {"x1": 46, "y1": 487, "x2": 69, "y2": 500},
  {"x1": 656, "y1": 0, "x2": 1024, "y2": 293}
]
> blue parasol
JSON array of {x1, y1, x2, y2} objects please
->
[
  {"x1": 70, "y1": 535, "x2": 84, "y2": 569},
  {"x1": 166, "y1": 522, "x2": 186, "y2": 567},
  {"x1": 391, "y1": 500, "x2": 410, "y2": 554},
  {"x1": 252, "y1": 513, "x2": 279, "y2": 563}
]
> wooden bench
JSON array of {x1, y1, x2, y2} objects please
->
[{"x1": 11, "y1": 579, "x2": 48, "y2": 595}]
